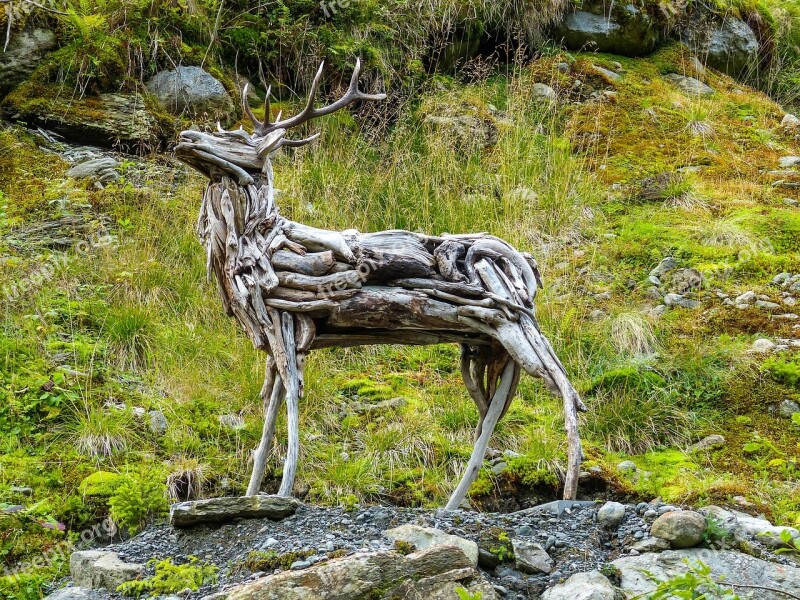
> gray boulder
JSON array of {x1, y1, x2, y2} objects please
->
[
  {"x1": 384, "y1": 524, "x2": 478, "y2": 567},
  {"x1": 663, "y1": 73, "x2": 714, "y2": 95},
  {"x1": 680, "y1": 17, "x2": 759, "y2": 78},
  {"x1": 0, "y1": 25, "x2": 56, "y2": 97},
  {"x1": 650, "y1": 511, "x2": 706, "y2": 549},
  {"x1": 688, "y1": 434, "x2": 726, "y2": 452},
  {"x1": 541, "y1": 570, "x2": 617, "y2": 600},
  {"x1": 512, "y1": 538, "x2": 554, "y2": 574},
  {"x1": 597, "y1": 501, "x2": 626, "y2": 529},
  {"x1": 66, "y1": 157, "x2": 120, "y2": 186},
  {"x1": 146, "y1": 66, "x2": 234, "y2": 119},
  {"x1": 553, "y1": 1, "x2": 661, "y2": 57},
  {"x1": 70, "y1": 551, "x2": 143, "y2": 591},
  {"x1": 424, "y1": 113, "x2": 497, "y2": 149},
  {"x1": 170, "y1": 495, "x2": 300, "y2": 527},
  {"x1": 613, "y1": 549, "x2": 800, "y2": 599},
  {"x1": 45, "y1": 587, "x2": 103, "y2": 600}
]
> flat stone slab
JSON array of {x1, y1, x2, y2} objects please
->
[
  {"x1": 70, "y1": 551, "x2": 143, "y2": 590},
  {"x1": 513, "y1": 500, "x2": 597, "y2": 517},
  {"x1": 170, "y1": 495, "x2": 300, "y2": 528}
]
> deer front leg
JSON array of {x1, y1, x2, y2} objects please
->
[
  {"x1": 445, "y1": 360, "x2": 520, "y2": 511},
  {"x1": 261, "y1": 311, "x2": 314, "y2": 499},
  {"x1": 246, "y1": 356, "x2": 284, "y2": 496}
]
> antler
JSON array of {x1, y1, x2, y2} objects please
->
[{"x1": 242, "y1": 59, "x2": 386, "y2": 139}]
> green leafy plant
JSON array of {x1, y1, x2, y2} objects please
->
[
  {"x1": 703, "y1": 516, "x2": 732, "y2": 545},
  {"x1": 772, "y1": 529, "x2": 800, "y2": 555},
  {"x1": 108, "y1": 475, "x2": 168, "y2": 535},
  {"x1": 489, "y1": 531, "x2": 514, "y2": 562},
  {"x1": 116, "y1": 556, "x2": 218, "y2": 598},
  {"x1": 455, "y1": 587, "x2": 483, "y2": 600},
  {"x1": 763, "y1": 355, "x2": 800, "y2": 388}
]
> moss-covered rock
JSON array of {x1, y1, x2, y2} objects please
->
[
  {"x1": 2, "y1": 82, "x2": 175, "y2": 151},
  {"x1": 0, "y1": 24, "x2": 56, "y2": 99}
]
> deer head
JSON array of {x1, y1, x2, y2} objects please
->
[{"x1": 175, "y1": 60, "x2": 386, "y2": 185}]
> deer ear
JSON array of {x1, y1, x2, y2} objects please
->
[{"x1": 256, "y1": 129, "x2": 286, "y2": 157}]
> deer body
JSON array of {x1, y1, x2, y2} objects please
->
[{"x1": 176, "y1": 62, "x2": 585, "y2": 508}]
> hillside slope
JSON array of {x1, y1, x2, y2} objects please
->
[{"x1": 1, "y1": 1, "x2": 800, "y2": 598}]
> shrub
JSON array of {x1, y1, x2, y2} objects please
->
[
  {"x1": 109, "y1": 475, "x2": 168, "y2": 535},
  {"x1": 117, "y1": 557, "x2": 217, "y2": 598}
]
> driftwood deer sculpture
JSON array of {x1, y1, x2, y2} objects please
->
[{"x1": 175, "y1": 61, "x2": 585, "y2": 509}]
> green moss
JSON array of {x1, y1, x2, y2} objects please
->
[
  {"x1": 78, "y1": 471, "x2": 125, "y2": 497},
  {"x1": 393, "y1": 540, "x2": 416, "y2": 555},
  {"x1": 243, "y1": 549, "x2": 314, "y2": 572}
]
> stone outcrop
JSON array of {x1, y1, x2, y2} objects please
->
[
  {"x1": 650, "y1": 511, "x2": 707, "y2": 549},
  {"x1": 0, "y1": 24, "x2": 56, "y2": 98},
  {"x1": 216, "y1": 545, "x2": 492, "y2": 600},
  {"x1": 613, "y1": 549, "x2": 800, "y2": 600},
  {"x1": 680, "y1": 16, "x2": 759, "y2": 77},
  {"x1": 170, "y1": 495, "x2": 300, "y2": 527},
  {"x1": 2, "y1": 88, "x2": 169, "y2": 151},
  {"x1": 552, "y1": 1, "x2": 661, "y2": 57}
]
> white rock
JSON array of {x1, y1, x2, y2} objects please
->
[
  {"x1": 751, "y1": 338, "x2": 775, "y2": 353},
  {"x1": 512, "y1": 539, "x2": 554, "y2": 574},
  {"x1": 781, "y1": 114, "x2": 800, "y2": 129},
  {"x1": 541, "y1": 570, "x2": 616, "y2": 600},
  {"x1": 70, "y1": 551, "x2": 144, "y2": 591},
  {"x1": 384, "y1": 524, "x2": 478, "y2": 567},
  {"x1": 597, "y1": 501, "x2": 626, "y2": 529},
  {"x1": 735, "y1": 290, "x2": 756, "y2": 304},
  {"x1": 778, "y1": 156, "x2": 800, "y2": 168}
]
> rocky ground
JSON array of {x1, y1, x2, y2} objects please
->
[{"x1": 49, "y1": 497, "x2": 800, "y2": 600}]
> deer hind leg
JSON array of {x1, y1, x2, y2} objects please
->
[
  {"x1": 246, "y1": 356, "x2": 284, "y2": 496},
  {"x1": 446, "y1": 358, "x2": 520, "y2": 510},
  {"x1": 460, "y1": 258, "x2": 586, "y2": 501}
]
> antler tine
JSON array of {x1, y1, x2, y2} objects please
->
[
  {"x1": 262, "y1": 85, "x2": 272, "y2": 128},
  {"x1": 278, "y1": 132, "x2": 322, "y2": 149},
  {"x1": 242, "y1": 83, "x2": 261, "y2": 130},
  {"x1": 257, "y1": 59, "x2": 386, "y2": 135}
]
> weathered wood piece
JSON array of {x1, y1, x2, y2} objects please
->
[{"x1": 174, "y1": 61, "x2": 585, "y2": 508}]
